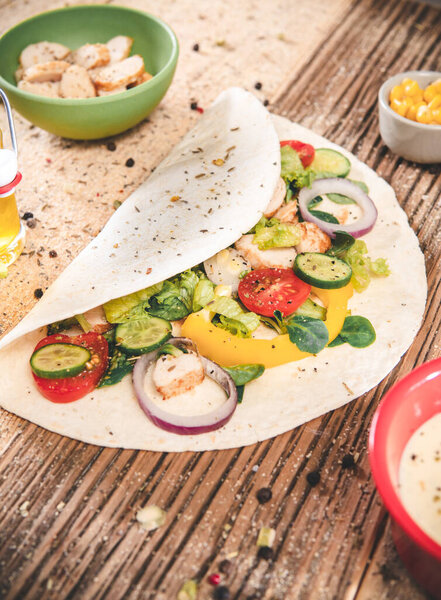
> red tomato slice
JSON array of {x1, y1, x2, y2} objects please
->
[
  {"x1": 280, "y1": 140, "x2": 315, "y2": 167},
  {"x1": 31, "y1": 332, "x2": 109, "y2": 403},
  {"x1": 238, "y1": 268, "x2": 311, "y2": 317}
]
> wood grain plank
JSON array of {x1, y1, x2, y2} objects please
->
[{"x1": 0, "y1": 0, "x2": 440, "y2": 599}]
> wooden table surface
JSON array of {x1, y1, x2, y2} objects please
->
[{"x1": 0, "y1": 0, "x2": 440, "y2": 598}]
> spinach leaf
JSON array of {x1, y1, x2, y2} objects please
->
[
  {"x1": 98, "y1": 333, "x2": 134, "y2": 388},
  {"x1": 309, "y1": 209, "x2": 339, "y2": 224},
  {"x1": 327, "y1": 180, "x2": 369, "y2": 205},
  {"x1": 327, "y1": 335, "x2": 345, "y2": 348},
  {"x1": 308, "y1": 196, "x2": 323, "y2": 210},
  {"x1": 337, "y1": 315, "x2": 376, "y2": 348},
  {"x1": 223, "y1": 364, "x2": 265, "y2": 405},
  {"x1": 327, "y1": 231, "x2": 355, "y2": 258},
  {"x1": 237, "y1": 386, "x2": 245, "y2": 404},
  {"x1": 287, "y1": 316, "x2": 329, "y2": 353},
  {"x1": 223, "y1": 364, "x2": 265, "y2": 386},
  {"x1": 47, "y1": 317, "x2": 78, "y2": 335}
]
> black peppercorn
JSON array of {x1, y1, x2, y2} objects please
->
[
  {"x1": 213, "y1": 585, "x2": 230, "y2": 600},
  {"x1": 263, "y1": 99, "x2": 269, "y2": 106},
  {"x1": 106, "y1": 141, "x2": 116, "y2": 151},
  {"x1": 256, "y1": 487, "x2": 272, "y2": 504},
  {"x1": 342, "y1": 453, "x2": 355, "y2": 469},
  {"x1": 306, "y1": 470, "x2": 320, "y2": 486},
  {"x1": 218, "y1": 559, "x2": 232, "y2": 575},
  {"x1": 190, "y1": 101, "x2": 198, "y2": 111},
  {"x1": 254, "y1": 82, "x2": 262, "y2": 90},
  {"x1": 49, "y1": 250, "x2": 58, "y2": 258},
  {"x1": 34, "y1": 288, "x2": 43, "y2": 299},
  {"x1": 193, "y1": 43, "x2": 200, "y2": 51},
  {"x1": 22, "y1": 212, "x2": 33, "y2": 220},
  {"x1": 257, "y1": 546, "x2": 274, "y2": 560},
  {"x1": 125, "y1": 158, "x2": 135, "y2": 167}
]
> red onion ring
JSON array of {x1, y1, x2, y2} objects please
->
[
  {"x1": 133, "y1": 337, "x2": 237, "y2": 435},
  {"x1": 298, "y1": 178, "x2": 378, "y2": 238}
]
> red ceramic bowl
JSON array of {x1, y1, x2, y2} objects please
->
[{"x1": 369, "y1": 358, "x2": 441, "y2": 599}]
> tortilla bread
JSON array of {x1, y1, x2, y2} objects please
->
[{"x1": 0, "y1": 93, "x2": 426, "y2": 451}]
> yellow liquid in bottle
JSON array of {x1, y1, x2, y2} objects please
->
[{"x1": 0, "y1": 128, "x2": 24, "y2": 267}]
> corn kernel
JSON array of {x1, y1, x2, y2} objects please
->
[
  {"x1": 431, "y1": 78, "x2": 441, "y2": 93},
  {"x1": 390, "y1": 98, "x2": 411, "y2": 117},
  {"x1": 423, "y1": 84, "x2": 438, "y2": 103},
  {"x1": 390, "y1": 85, "x2": 404, "y2": 102},
  {"x1": 428, "y1": 94, "x2": 441, "y2": 111},
  {"x1": 403, "y1": 79, "x2": 422, "y2": 97},
  {"x1": 416, "y1": 104, "x2": 433, "y2": 124},
  {"x1": 431, "y1": 108, "x2": 441, "y2": 125}
]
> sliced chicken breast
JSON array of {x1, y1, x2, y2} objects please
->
[
  {"x1": 20, "y1": 42, "x2": 71, "y2": 69},
  {"x1": 153, "y1": 353, "x2": 205, "y2": 400},
  {"x1": 295, "y1": 222, "x2": 331, "y2": 253},
  {"x1": 94, "y1": 55, "x2": 145, "y2": 90},
  {"x1": 264, "y1": 177, "x2": 286, "y2": 217},
  {"x1": 22, "y1": 60, "x2": 70, "y2": 83},
  {"x1": 235, "y1": 234, "x2": 296, "y2": 269},
  {"x1": 107, "y1": 35, "x2": 133, "y2": 63},
  {"x1": 274, "y1": 199, "x2": 299, "y2": 224},
  {"x1": 18, "y1": 80, "x2": 61, "y2": 98},
  {"x1": 73, "y1": 43, "x2": 110, "y2": 70},
  {"x1": 60, "y1": 65, "x2": 96, "y2": 98}
]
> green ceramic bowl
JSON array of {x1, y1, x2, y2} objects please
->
[{"x1": 0, "y1": 4, "x2": 179, "y2": 139}]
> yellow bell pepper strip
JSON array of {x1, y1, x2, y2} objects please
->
[{"x1": 181, "y1": 284, "x2": 353, "y2": 368}]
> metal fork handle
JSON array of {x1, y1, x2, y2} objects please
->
[{"x1": 0, "y1": 88, "x2": 17, "y2": 156}]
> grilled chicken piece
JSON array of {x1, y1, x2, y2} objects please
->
[
  {"x1": 274, "y1": 199, "x2": 299, "y2": 224},
  {"x1": 295, "y1": 222, "x2": 331, "y2": 253},
  {"x1": 19, "y1": 42, "x2": 71, "y2": 69},
  {"x1": 133, "y1": 71, "x2": 153, "y2": 86},
  {"x1": 22, "y1": 61, "x2": 70, "y2": 83},
  {"x1": 73, "y1": 43, "x2": 110, "y2": 70},
  {"x1": 153, "y1": 353, "x2": 205, "y2": 400},
  {"x1": 60, "y1": 65, "x2": 96, "y2": 98},
  {"x1": 97, "y1": 86, "x2": 127, "y2": 96},
  {"x1": 18, "y1": 80, "x2": 61, "y2": 98},
  {"x1": 94, "y1": 55, "x2": 145, "y2": 90},
  {"x1": 264, "y1": 177, "x2": 286, "y2": 217},
  {"x1": 235, "y1": 234, "x2": 296, "y2": 269},
  {"x1": 107, "y1": 35, "x2": 133, "y2": 63},
  {"x1": 15, "y1": 67, "x2": 24, "y2": 83}
]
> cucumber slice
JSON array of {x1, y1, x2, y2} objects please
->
[
  {"x1": 115, "y1": 317, "x2": 171, "y2": 355},
  {"x1": 30, "y1": 343, "x2": 91, "y2": 379},
  {"x1": 294, "y1": 253, "x2": 352, "y2": 289},
  {"x1": 310, "y1": 148, "x2": 351, "y2": 178}
]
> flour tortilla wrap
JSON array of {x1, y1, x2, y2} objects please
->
[{"x1": 0, "y1": 91, "x2": 426, "y2": 451}]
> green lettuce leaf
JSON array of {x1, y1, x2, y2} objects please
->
[
  {"x1": 280, "y1": 146, "x2": 316, "y2": 189},
  {"x1": 103, "y1": 283, "x2": 163, "y2": 323},
  {"x1": 343, "y1": 240, "x2": 390, "y2": 292},
  {"x1": 208, "y1": 296, "x2": 260, "y2": 338},
  {"x1": 252, "y1": 216, "x2": 301, "y2": 250},
  {"x1": 192, "y1": 277, "x2": 215, "y2": 312}
]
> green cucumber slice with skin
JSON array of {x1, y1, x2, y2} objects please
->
[
  {"x1": 294, "y1": 253, "x2": 352, "y2": 289},
  {"x1": 115, "y1": 317, "x2": 171, "y2": 355},
  {"x1": 30, "y1": 343, "x2": 91, "y2": 379},
  {"x1": 310, "y1": 148, "x2": 351, "y2": 178}
]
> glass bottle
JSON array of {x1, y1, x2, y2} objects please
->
[{"x1": 0, "y1": 88, "x2": 24, "y2": 269}]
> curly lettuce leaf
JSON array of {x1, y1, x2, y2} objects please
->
[
  {"x1": 103, "y1": 283, "x2": 163, "y2": 323},
  {"x1": 343, "y1": 240, "x2": 391, "y2": 292},
  {"x1": 280, "y1": 145, "x2": 316, "y2": 189},
  {"x1": 208, "y1": 296, "x2": 260, "y2": 338},
  {"x1": 192, "y1": 277, "x2": 215, "y2": 312},
  {"x1": 252, "y1": 216, "x2": 301, "y2": 250}
]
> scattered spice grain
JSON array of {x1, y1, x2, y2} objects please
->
[
  {"x1": 256, "y1": 487, "x2": 272, "y2": 504},
  {"x1": 306, "y1": 470, "x2": 321, "y2": 486}
]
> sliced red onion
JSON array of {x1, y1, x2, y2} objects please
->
[
  {"x1": 298, "y1": 178, "x2": 378, "y2": 238},
  {"x1": 133, "y1": 337, "x2": 237, "y2": 435}
]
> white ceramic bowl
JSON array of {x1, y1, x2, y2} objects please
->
[{"x1": 378, "y1": 70, "x2": 441, "y2": 163}]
